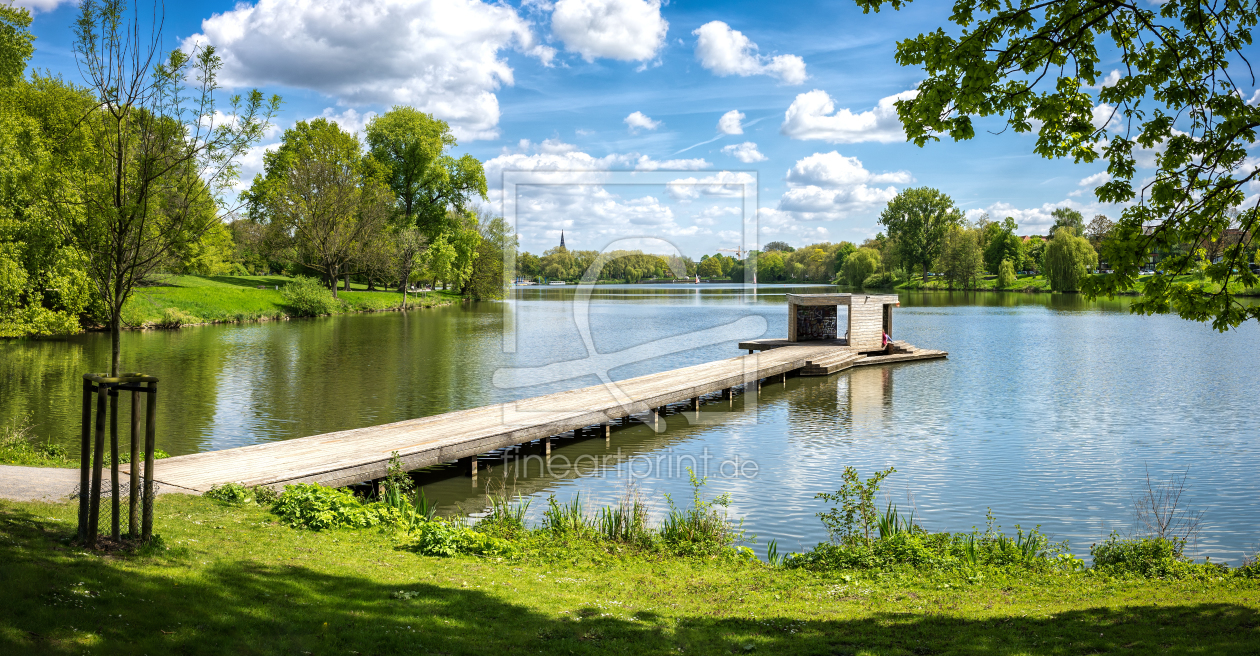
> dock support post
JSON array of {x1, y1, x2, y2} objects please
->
[
  {"x1": 603, "y1": 423, "x2": 610, "y2": 447},
  {"x1": 109, "y1": 387, "x2": 119, "y2": 542},
  {"x1": 142, "y1": 380, "x2": 156, "y2": 542},
  {"x1": 88, "y1": 383, "x2": 106, "y2": 548},
  {"x1": 543, "y1": 437, "x2": 551, "y2": 456},
  {"x1": 460, "y1": 455, "x2": 478, "y2": 485},
  {"x1": 77, "y1": 380, "x2": 91, "y2": 543},
  {"x1": 128, "y1": 388, "x2": 140, "y2": 538}
]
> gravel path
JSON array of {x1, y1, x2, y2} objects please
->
[{"x1": 0, "y1": 465, "x2": 196, "y2": 502}]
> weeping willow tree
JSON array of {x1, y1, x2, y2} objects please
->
[{"x1": 1045, "y1": 229, "x2": 1099, "y2": 293}]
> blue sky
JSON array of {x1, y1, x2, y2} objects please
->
[{"x1": 19, "y1": 0, "x2": 1225, "y2": 256}]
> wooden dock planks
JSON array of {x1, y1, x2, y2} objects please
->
[{"x1": 135, "y1": 342, "x2": 946, "y2": 492}]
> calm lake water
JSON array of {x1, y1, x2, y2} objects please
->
[{"x1": 3, "y1": 284, "x2": 1258, "y2": 562}]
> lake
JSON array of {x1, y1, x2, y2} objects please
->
[{"x1": 3, "y1": 284, "x2": 1258, "y2": 562}]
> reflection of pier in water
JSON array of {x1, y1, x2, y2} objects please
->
[
  {"x1": 129, "y1": 294, "x2": 945, "y2": 494},
  {"x1": 419, "y1": 363, "x2": 906, "y2": 516}
]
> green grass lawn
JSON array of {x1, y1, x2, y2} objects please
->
[
  {"x1": 2, "y1": 494, "x2": 1258, "y2": 655},
  {"x1": 120, "y1": 275, "x2": 459, "y2": 327}
]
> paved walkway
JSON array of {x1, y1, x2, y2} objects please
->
[
  {"x1": 0, "y1": 465, "x2": 82, "y2": 502},
  {"x1": 0, "y1": 465, "x2": 194, "y2": 502}
]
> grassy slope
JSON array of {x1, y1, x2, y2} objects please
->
[
  {"x1": 2, "y1": 495, "x2": 1257, "y2": 655},
  {"x1": 121, "y1": 275, "x2": 459, "y2": 326}
]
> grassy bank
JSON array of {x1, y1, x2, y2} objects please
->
[
  {"x1": 2, "y1": 485, "x2": 1258, "y2": 655},
  {"x1": 119, "y1": 275, "x2": 459, "y2": 328}
]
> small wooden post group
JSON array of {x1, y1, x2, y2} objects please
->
[{"x1": 77, "y1": 373, "x2": 159, "y2": 548}]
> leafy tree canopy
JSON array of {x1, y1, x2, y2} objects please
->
[
  {"x1": 365, "y1": 106, "x2": 487, "y2": 238},
  {"x1": 877, "y1": 186, "x2": 964, "y2": 281},
  {"x1": 858, "y1": 0, "x2": 1260, "y2": 329}
]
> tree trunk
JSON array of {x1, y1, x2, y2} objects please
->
[
  {"x1": 329, "y1": 268, "x2": 339, "y2": 300},
  {"x1": 110, "y1": 275, "x2": 123, "y2": 376},
  {"x1": 922, "y1": 263, "x2": 928, "y2": 285},
  {"x1": 110, "y1": 313, "x2": 121, "y2": 377},
  {"x1": 343, "y1": 274, "x2": 350, "y2": 292}
]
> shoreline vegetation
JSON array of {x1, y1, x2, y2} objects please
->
[
  {"x1": 2, "y1": 464, "x2": 1256, "y2": 654},
  {"x1": 112, "y1": 275, "x2": 460, "y2": 332}
]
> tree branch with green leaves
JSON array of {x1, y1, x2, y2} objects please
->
[{"x1": 858, "y1": 0, "x2": 1260, "y2": 329}]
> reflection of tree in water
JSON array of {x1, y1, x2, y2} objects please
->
[{"x1": 897, "y1": 290, "x2": 1131, "y2": 312}]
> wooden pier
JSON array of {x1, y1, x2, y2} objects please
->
[{"x1": 133, "y1": 293, "x2": 945, "y2": 493}]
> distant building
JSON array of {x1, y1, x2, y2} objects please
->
[{"x1": 560, "y1": 230, "x2": 565, "y2": 249}]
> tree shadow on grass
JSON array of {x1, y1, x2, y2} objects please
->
[
  {"x1": 199, "y1": 275, "x2": 293, "y2": 290},
  {"x1": 0, "y1": 509, "x2": 1257, "y2": 655}
]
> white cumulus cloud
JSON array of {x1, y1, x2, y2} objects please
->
[
  {"x1": 721, "y1": 142, "x2": 767, "y2": 163},
  {"x1": 310, "y1": 107, "x2": 378, "y2": 136},
  {"x1": 1091, "y1": 103, "x2": 1120, "y2": 131},
  {"x1": 9, "y1": 0, "x2": 68, "y2": 12},
  {"x1": 186, "y1": 0, "x2": 554, "y2": 141},
  {"x1": 551, "y1": 0, "x2": 668, "y2": 62},
  {"x1": 625, "y1": 111, "x2": 661, "y2": 132},
  {"x1": 1079, "y1": 171, "x2": 1111, "y2": 187},
  {"x1": 785, "y1": 151, "x2": 911, "y2": 187},
  {"x1": 773, "y1": 152, "x2": 907, "y2": 221},
  {"x1": 781, "y1": 89, "x2": 916, "y2": 144},
  {"x1": 718, "y1": 110, "x2": 745, "y2": 135},
  {"x1": 667, "y1": 171, "x2": 757, "y2": 200},
  {"x1": 692, "y1": 21, "x2": 807, "y2": 85}
]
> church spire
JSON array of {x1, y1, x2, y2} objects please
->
[{"x1": 560, "y1": 230, "x2": 565, "y2": 249}]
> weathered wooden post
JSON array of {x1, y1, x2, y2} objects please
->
[
  {"x1": 77, "y1": 380, "x2": 92, "y2": 543},
  {"x1": 88, "y1": 381, "x2": 106, "y2": 548},
  {"x1": 109, "y1": 387, "x2": 120, "y2": 541},
  {"x1": 142, "y1": 378, "x2": 157, "y2": 542},
  {"x1": 603, "y1": 423, "x2": 610, "y2": 447},
  {"x1": 128, "y1": 388, "x2": 140, "y2": 538}
]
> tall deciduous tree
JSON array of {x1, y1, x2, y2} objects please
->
[
  {"x1": 365, "y1": 107, "x2": 488, "y2": 237},
  {"x1": 467, "y1": 212, "x2": 515, "y2": 300},
  {"x1": 858, "y1": 0, "x2": 1260, "y2": 329},
  {"x1": 877, "y1": 187, "x2": 963, "y2": 282},
  {"x1": 249, "y1": 119, "x2": 390, "y2": 299},
  {"x1": 938, "y1": 225, "x2": 984, "y2": 289},
  {"x1": 58, "y1": 0, "x2": 278, "y2": 375},
  {"x1": 1049, "y1": 208, "x2": 1085, "y2": 238},
  {"x1": 982, "y1": 217, "x2": 1023, "y2": 274},
  {"x1": 0, "y1": 9, "x2": 96, "y2": 338}
]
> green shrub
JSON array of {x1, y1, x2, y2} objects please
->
[
  {"x1": 1089, "y1": 534, "x2": 1215, "y2": 579},
  {"x1": 272, "y1": 483, "x2": 381, "y2": 530},
  {"x1": 816, "y1": 466, "x2": 896, "y2": 545},
  {"x1": 659, "y1": 468, "x2": 745, "y2": 555},
  {"x1": 281, "y1": 276, "x2": 340, "y2": 317},
  {"x1": 404, "y1": 519, "x2": 514, "y2": 557},
  {"x1": 206, "y1": 482, "x2": 254, "y2": 505},
  {"x1": 155, "y1": 307, "x2": 200, "y2": 328}
]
